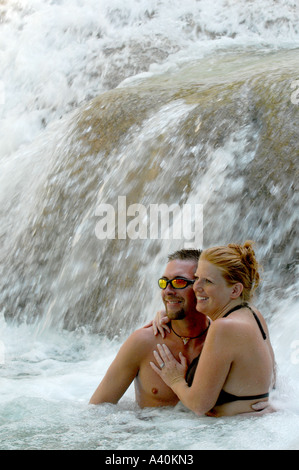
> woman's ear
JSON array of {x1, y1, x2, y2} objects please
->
[{"x1": 230, "y1": 282, "x2": 243, "y2": 299}]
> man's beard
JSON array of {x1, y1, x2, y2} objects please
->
[{"x1": 166, "y1": 307, "x2": 186, "y2": 320}]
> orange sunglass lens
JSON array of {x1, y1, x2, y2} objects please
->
[{"x1": 171, "y1": 279, "x2": 188, "y2": 288}]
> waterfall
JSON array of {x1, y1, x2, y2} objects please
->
[
  {"x1": 0, "y1": 0, "x2": 298, "y2": 450},
  {"x1": 0, "y1": 49, "x2": 298, "y2": 334}
]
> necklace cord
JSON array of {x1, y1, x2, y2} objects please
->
[{"x1": 170, "y1": 320, "x2": 210, "y2": 344}]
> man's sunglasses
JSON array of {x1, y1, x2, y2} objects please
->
[{"x1": 158, "y1": 277, "x2": 195, "y2": 290}]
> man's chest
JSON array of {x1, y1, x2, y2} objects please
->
[{"x1": 134, "y1": 356, "x2": 179, "y2": 407}]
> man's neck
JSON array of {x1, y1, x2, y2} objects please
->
[{"x1": 170, "y1": 314, "x2": 210, "y2": 341}]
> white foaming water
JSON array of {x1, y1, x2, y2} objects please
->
[
  {"x1": 1, "y1": 0, "x2": 299, "y2": 158},
  {"x1": 1, "y1": 298, "x2": 299, "y2": 450},
  {"x1": 0, "y1": 0, "x2": 299, "y2": 450}
]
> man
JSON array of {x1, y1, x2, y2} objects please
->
[
  {"x1": 89, "y1": 249, "x2": 209, "y2": 407},
  {"x1": 89, "y1": 248, "x2": 270, "y2": 413}
]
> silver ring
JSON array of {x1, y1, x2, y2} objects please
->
[{"x1": 160, "y1": 362, "x2": 165, "y2": 369}]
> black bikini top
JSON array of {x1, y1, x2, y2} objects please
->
[{"x1": 185, "y1": 303, "x2": 269, "y2": 405}]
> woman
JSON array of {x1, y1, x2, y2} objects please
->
[{"x1": 150, "y1": 241, "x2": 276, "y2": 417}]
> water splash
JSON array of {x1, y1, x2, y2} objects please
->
[{"x1": 0, "y1": 0, "x2": 298, "y2": 450}]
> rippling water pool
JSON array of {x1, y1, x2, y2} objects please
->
[
  {"x1": 1, "y1": 0, "x2": 298, "y2": 452},
  {"x1": 1, "y1": 314, "x2": 299, "y2": 450}
]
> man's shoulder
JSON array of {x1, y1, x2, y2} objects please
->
[
  {"x1": 109, "y1": 327, "x2": 156, "y2": 368},
  {"x1": 122, "y1": 326, "x2": 156, "y2": 353},
  {"x1": 116, "y1": 327, "x2": 156, "y2": 363},
  {"x1": 129, "y1": 326, "x2": 157, "y2": 346}
]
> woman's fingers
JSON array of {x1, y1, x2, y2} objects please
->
[
  {"x1": 153, "y1": 349, "x2": 164, "y2": 367},
  {"x1": 159, "y1": 344, "x2": 174, "y2": 361},
  {"x1": 157, "y1": 344, "x2": 176, "y2": 364},
  {"x1": 149, "y1": 361, "x2": 162, "y2": 375},
  {"x1": 179, "y1": 352, "x2": 188, "y2": 368},
  {"x1": 152, "y1": 345, "x2": 174, "y2": 371},
  {"x1": 157, "y1": 324, "x2": 165, "y2": 338},
  {"x1": 151, "y1": 311, "x2": 170, "y2": 338},
  {"x1": 160, "y1": 317, "x2": 171, "y2": 333},
  {"x1": 152, "y1": 345, "x2": 187, "y2": 374}
]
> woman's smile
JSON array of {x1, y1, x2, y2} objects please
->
[{"x1": 196, "y1": 295, "x2": 209, "y2": 301}]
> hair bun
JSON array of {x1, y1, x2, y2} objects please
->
[
  {"x1": 241, "y1": 241, "x2": 260, "y2": 292},
  {"x1": 219, "y1": 241, "x2": 260, "y2": 299}
]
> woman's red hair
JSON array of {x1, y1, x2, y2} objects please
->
[{"x1": 200, "y1": 241, "x2": 260, "y2": 301}]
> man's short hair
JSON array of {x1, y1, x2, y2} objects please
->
[{"x1": 167, "y1": 248, "x2": 202, "y2": 263}]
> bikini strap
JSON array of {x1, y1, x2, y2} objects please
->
[
  {"x1": 245, "y1": 304, "x2": 267, "y2": 340},
  {"x1": 223, "y1": 302, "x2": 267, "y2": 340},
  {"x1": 223, "y1": 303, "x2": 245, "y2": 317}
]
